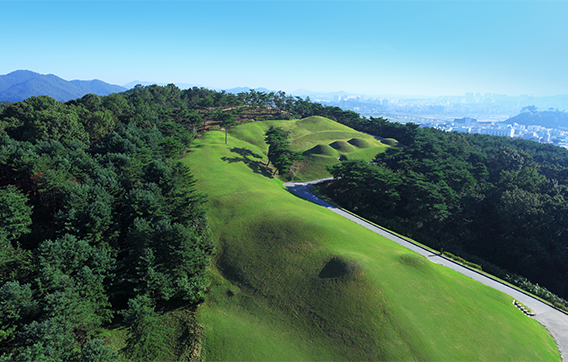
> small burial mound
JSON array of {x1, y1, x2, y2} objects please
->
[
  {"x1": 347, "y1": 138, "x2": 371, "y2": 148},
  {"x1": 303, "y1": 144, "x2": 337, "y2": 157},
  {"x1": 319, "y1": 257, "x2": 360, "y2": 279},
  {"x1": 381, "y1": 138, "x2": 399, "y2": 146},
  {"x1": 329, "y1": 140, "x2": 357, "y2": 153}
]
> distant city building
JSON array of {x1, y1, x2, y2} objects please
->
[
  {"x1": 522, "y1": 132, "x2": 539, "y2": 140},
  {"x1": 479, "y1": 128, "x2": 514, "y2": 138},
  {"x1": 454, "y1": 117, "x2": 477, "y2": 127},
  {"x1": 527, "y1": 125, "x2": 542, "y2": 132}
]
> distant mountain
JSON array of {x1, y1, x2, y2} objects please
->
[
  {"x1": 502, "y1": 109, "x2": 568, "y2": 130},
  {"x1": 0, "y1": 70, "x2": 126, "y2": 102}
]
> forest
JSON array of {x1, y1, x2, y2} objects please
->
[
  {"x1": 1, "y1": 84, "x2": 568, "y2": 359},
  {"x1": 0, "y1": 85, "x2": 237, "y2": 360}
]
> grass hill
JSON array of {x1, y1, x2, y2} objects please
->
[
  {"x1": 182, "y1": 117, "x2": 560, "y2": 361},
  {"x1": 229, "y1": 116, "x2": 389, "y2": 180},
  {"x1": 0, "y1": 70, "x2": 125, "y2": 102}
]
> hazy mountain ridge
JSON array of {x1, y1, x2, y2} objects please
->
[
  {"x1": 0, "y1": 70, "x2": 125, "y2": 102},
  {"x1": 504, "y1": 109, "x2": 568, "y2": 129}
]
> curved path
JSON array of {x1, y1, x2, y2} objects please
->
[{"x1": 285, "y1": 178, "x2": 568, "y2": 361}]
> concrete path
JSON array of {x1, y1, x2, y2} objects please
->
[{"x1": 284, "y1": 178, "x2": 568, "y2": 361}]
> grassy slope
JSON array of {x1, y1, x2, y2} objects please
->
[{"x1": 183, "y1": 117, "x2": 560, "y2": 361}]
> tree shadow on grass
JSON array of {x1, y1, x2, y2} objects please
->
[
  {"x1": 221, "y1": 147, "x2": 273, "y2": 178},
  {"x1": 230, "y1": 147, "x2": 263, "y2": 159}
]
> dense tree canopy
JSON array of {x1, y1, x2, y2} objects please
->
[{"x1": 0, "y1": 85, "x2": 217, "y2": 360}]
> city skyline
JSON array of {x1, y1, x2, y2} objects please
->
[{"x1": 2, "y1": 1, "x2": 567, "y2": 97}]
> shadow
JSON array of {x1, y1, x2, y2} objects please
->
[
  {"x1": 230, "y1": 147, "x2": 263, "y2": 160},
  {"x1": 284, "y1": 186, "x2": 334, "y2": 208},
  {"x1": 221, "y1": 147, "x2": 273, "y2": 178},
  {"x1": 319, "y1": 257, "x2": 350, "y2": 278},
  {"x1": 318, "y1": 257, "x2": 361, "y2": 279}
]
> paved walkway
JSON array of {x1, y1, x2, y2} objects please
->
[{"x1": 284, "y1": 178, "x2": 568, "y2": 361}]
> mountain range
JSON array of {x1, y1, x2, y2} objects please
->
[
  {"x1": 0, "y1": 70, "x2": 126, "y2": 102},
  {"x1": 0, "y1": 70, "x2": 354, "y2": 104}
]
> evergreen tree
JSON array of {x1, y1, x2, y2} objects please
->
[{"x1": 265, "y1": 126, "x2": 302, "y2": 175}]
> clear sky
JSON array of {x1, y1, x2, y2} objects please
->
[{"x1": 2, "y1": 1, "x2": 567, "y2": 97}]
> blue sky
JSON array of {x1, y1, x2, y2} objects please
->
[{"x1": 2, "y1": 1, "x2": 567, "y2": 96}]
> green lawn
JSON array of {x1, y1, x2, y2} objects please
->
[{"x1": 182, "y1": 119, "x2": 561, "y2": 361}]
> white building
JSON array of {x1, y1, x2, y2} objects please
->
[
  {"x1": 522, "y1": 132, "x2": 539, "y2": 140},
  {"x1": 479, "y1": 128, "x2": 514, "y2": 137}
]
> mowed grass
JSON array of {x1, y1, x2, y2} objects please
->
[
  {"x1": 229, "y1": 116, "x2": 389, "y2": 180},
  {"x1": 183, "y1": 122, "x2": 561, "y2": 361}
]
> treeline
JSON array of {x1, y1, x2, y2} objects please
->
[
  {"x1": 322, "y1": 126, "x2": 568, "y2": 308},
  {"x1": 0, "y1": 85, "x2": 228, "y2": 360},
  {"x1": 240, "y1": 91, "x2": 420, "y2": 144}
]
